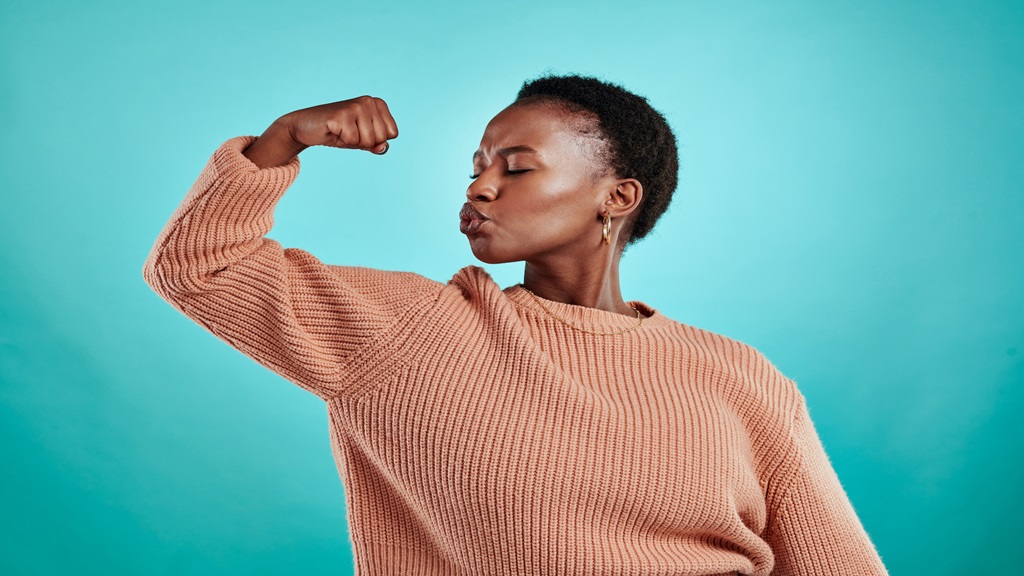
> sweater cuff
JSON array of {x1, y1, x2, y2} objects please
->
[
  {"x1": 186, "y1": 135, "x2": 302, "y2": 220},
  {"x1": 212, "y1": 134, "x2": 301, "y2": 179}
]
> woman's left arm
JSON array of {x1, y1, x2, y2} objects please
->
[{"x1": 763, "y1": 397, "x2": 890, "y2": 576}]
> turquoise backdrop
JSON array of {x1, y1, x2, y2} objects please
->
[{"x1": 2, "y1": 1, "x2": 1021, "y2": 574}]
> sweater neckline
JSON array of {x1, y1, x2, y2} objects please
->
[{"x1": 503, "y1": 284, "x2": 674, "y2": 331}]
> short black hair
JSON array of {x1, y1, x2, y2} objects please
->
[{"x1": 513, "y1": 74, "x2": 679, "y2": 254}]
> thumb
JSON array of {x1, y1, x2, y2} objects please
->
[{"x1": 370, "y1": 141, "x2": 390, "y2": 155}]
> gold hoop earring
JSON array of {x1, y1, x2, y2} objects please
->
[{"x1": 602, "y1": 210, "x2": 611, "y2": 245}]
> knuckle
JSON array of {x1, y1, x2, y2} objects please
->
[{"x1": 336, "y1": 108, "x2": 355, "y2": 123}]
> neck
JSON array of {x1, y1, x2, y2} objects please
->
[{"x1": 521, "y1": 249, "x2": 636, "y2": 317}]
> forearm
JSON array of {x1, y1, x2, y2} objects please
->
[{"x1": 243, "y1": 115, "x2": 309, "y2": 169}]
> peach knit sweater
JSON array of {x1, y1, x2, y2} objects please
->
[{"x1": 143, "y1": 136, "x2": 888, "y2": 576}]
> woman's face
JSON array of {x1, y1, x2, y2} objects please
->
[{"x1": 462, "y1": 102, "x2": 616, "y2": 264}]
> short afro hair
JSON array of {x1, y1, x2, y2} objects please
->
[{"x1": 512, "y1": 74, "x2": 679, "y2": 254}]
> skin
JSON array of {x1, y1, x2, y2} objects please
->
[
  {"x1": 467, "y1": 103, "x2": 645, "y2": 317},
  {"x1": 242, "y1": 95, "x2": 645, "y2": 318}
]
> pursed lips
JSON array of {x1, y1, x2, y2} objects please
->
[{"x1": 459, "y1": 203, "x2": 491, "y2": 234}]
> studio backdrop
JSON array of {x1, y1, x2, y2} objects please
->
[{"x1": 1, "y1": 1, "x2": 1021, "y2": 575}]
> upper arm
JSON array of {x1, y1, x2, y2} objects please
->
[
  {"x1": 148, "y1": 235, "x2": 444, "y2": 399},
  {"x1": 142, "y1": 135, "x2": 445, "y2": 399}
]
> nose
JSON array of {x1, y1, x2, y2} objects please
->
[{"x1": 466, "y1": 171, "x2": 497, "y2": 202}]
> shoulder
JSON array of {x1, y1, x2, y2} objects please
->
[
  {"x1": 436, "y1": 264, "x2": 517, "y2": 315},
  {"x1": 664, "y1": 324, "x2": 812, "y2": 484},
  {"x1": 660, "y1": 321, "x2": 806, "y2": 419},
  {"x1": 444, "y1": 264, "x2": 500, "y2": 297}
]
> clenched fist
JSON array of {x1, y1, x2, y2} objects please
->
[{"x1": 244, "y1": 95, "x2": 399, "y2": 168}]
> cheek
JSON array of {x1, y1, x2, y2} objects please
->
[
  {"x1": 527, "y1": 168, "x2": 593, "y2": 208},
  {"x1": 526, "y1": 177, "x2": 598, "y2": 231},
  {"x1": 473, "y1": 169, "x2": 599, "y2": 259},
  {"x1": 466, "y1": 200, "x2": 593, "y2": 264}
]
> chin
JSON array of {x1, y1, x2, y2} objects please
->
[
  {"x1": 471, "y1": 250, "x2": 511, "y2": 265},
  {"x1": 468, "y1": 241, "x2": 521, "y2": 265}
]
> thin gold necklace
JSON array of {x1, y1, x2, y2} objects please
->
[{"x1": 519, "y1": 284, "x2": 645, "y2": 336}]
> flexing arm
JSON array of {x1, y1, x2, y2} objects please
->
[
  {"x1": 244, "y1": 95, "x2": 396, "y2": 168},
  {"x1": 142, "y1": 96, "x2": 443, "y2": 399}
]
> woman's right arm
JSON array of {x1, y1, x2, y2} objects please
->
[{"x1": 142, "y1": 96, "x2": 444, "y2": 399}]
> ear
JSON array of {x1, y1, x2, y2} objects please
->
[{"x1": 604, "y1": 178, "x2": 643, "y2": 219}]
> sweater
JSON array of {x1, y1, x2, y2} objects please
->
[{"x1": 142, "y1": 136, "x2": 889, "y2": 576}]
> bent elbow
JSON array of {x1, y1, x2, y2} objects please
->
[{"x1": 141, "y1": 247, "x2": 202, "y2": 299}]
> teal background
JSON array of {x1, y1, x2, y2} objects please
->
[{"x1": 2, "y1": 0, "x2": 1021, "y2": 574}]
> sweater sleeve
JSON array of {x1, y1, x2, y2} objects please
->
[
  {"x1": 142, "y1": 136, "x2": 444, "y2": 400},
  {"x1": 764, "y1": 396, "x2": 889, "y2": 576}
]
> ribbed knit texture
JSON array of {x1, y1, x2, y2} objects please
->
[{"x1": 142, "y1": 136, "x2": 889, "y2": 576}]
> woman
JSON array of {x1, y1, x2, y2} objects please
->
[{"x1": 143, "y1": 74, "x2": 888, "y2": 576}]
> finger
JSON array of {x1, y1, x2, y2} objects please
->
[
  {"x1": 326, "y1": 117, "x2": 358, "y2": 148},
  {"x1": 373, "y1": 98, "x2": 399, "y2": 139},
  {"x1": 356, "y1": 114, "x2": 376, "y2": 150},
  {"x1": 370, "y1": 112, "x2": 388, "y2": 146}
]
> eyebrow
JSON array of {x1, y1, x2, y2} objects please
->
[{"x1": 472, "y1": 145, "x2": 539, "y2": 162}]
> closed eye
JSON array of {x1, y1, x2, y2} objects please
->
[{"x1": 469, "y1": 169, "x2": 531, "y2": 180}]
